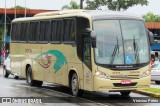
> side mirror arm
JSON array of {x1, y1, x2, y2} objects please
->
[
  {"x1": 147, "y1": 30, "x2": 154, "y2": 45},
  {"x1": 84, "y1": 28, "x2": 97, "y2": 48}
]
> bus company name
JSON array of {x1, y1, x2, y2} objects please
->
[
  {"x1": 25, "y1": 49, "x2": 32, "y2": 53},
  {"x1": 116, "y1": 65, "x2": 133, "y2": 68},
  {"x1": 112, "y1": 71, "x2": 140, "y2": 74}
]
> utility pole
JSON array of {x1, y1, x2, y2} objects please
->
[
  {"x1": 14, "y1": 0, "x2": 16, "y2": 18},
  {"x1": 80, "y1": 0, "x2": 84, "y2": 9},
  {"x1": 24, "y1": 0, "x2": 26, "y2": 17},
  {"x1": 4, "y1": 0, "x2": 6, "y2": 50}
]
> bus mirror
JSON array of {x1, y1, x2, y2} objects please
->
[
  {"x1": 91, "y1": 31, "x2": 96, "y2": 48},
  {"x1": 84, "y1": 28, "x2": 96, "y2": 48},
  {"x1": 147, "y1": 30, "x2": 154, "y2": 45}
]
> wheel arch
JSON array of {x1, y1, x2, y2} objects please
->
[
  {"x1": 25, "y1": 64, "x2": 31, "y2": 77},
  {"x1": 68, "y1": 69, "x2": 80, "y2": 88}
]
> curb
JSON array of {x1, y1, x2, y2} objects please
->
[{"x1": 134, "y1": 90, "x2": 160, "y2": 98}]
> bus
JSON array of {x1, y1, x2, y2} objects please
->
[{"x1": 9, "y1": 10, "x2": 153, "y2": 96}]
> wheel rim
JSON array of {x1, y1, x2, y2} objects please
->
[
  {"x1": 3, "y1": 67, "x2": 6, "y2": 76},
  {"x1": 72, "y1": 76, "x2": 78, "y2": 94},
  {"x1": 27, "y1": 70, "x2": 31, "y2": 84}
]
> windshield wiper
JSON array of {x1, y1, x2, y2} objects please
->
[
  {"x1": 133, "y1": 36, "x2": 139, "y2": 64},
  {"x1": 110, "y1": 36, "x2": 119, "y2": 64}
]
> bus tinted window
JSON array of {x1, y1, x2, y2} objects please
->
[
  {"x1": 45, "y1": 21, "x2": 51, "y2": 42},
  {"x1": 26, "y1": 22, "x2": 30, "y2": 42},
  {"x1": 50, "y1": 20, "x2": 62, "y2": 42},
  {"x1": 39, "y1": 21, "x2": 50, "y2": 42},
  {"x1": 70, "y1": 20, "x2": 75, "y2": 41},
  {"x1": 11, "y1": 23, "x2": 21, "y2": 41},
  {"x1": 29, "y1": 22, "x2": 39, "y2": 42},
  {"x1": 16, "y1": 23, "x2": 21, "y2": 41},
  {"x1": 20, "y1": 23, "x2": 28, "y2": 42},
  {"x1": 11, "y1": 23, "x2": 16, "y2": 41},
  {"x1": 63, "y1": 19, "x2": 75, "y2": 42}
]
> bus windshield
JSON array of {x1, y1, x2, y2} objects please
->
[{"x1": 94, "y1": 20, "x2": 149, "y2": 65}]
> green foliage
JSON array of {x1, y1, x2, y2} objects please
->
[
  {"x1": 154, "y1": 15, "x2": 160, "y2": 22},
  {"x1": 62, "y1": 0, "x2": 80, "y2": 10},
  {"x1": 144, "y1": 88, "x2": 160, "y2": 93},
  {"x1": 143, "y1": 12, "x2": 160, "y2": 22},
  {"x1": 0, "y1": 26, "x2": 4, "y2": 43},
  {"x1": 11, "y1": 5, "x2": 29, "y2": 9},
  {"x1": 85, "y1": 0, "x2": 148, "y2": 11}
]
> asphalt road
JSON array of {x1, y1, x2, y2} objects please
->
[
  {"x1": 0, "y1": 68, "x2": 160, "y2": 106},
  {"x1": 150, "y1": 81, "x2": 160, "y2": 88}
]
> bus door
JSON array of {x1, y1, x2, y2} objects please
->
[{"x1": 82, "y1": 33, "x2": 92, "y2": 91}]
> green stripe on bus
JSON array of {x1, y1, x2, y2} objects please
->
[{"x1": 36, "y1": 50, "x2": 67, "y2": 73}]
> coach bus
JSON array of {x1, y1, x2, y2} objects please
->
[{"x1": 9, "y1": 10, "x2": 153, "y2": 96}]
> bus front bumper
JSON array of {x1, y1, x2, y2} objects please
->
[{"x1": 93, "y1": 75, "x2": 150, "y2": 91}]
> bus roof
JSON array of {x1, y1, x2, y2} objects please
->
[{"x1": 12, "y1": 9, "x2": 143, "y2": 22}]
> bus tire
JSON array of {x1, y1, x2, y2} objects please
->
[
  {"x1": 155, "y1": 81, "x2": 160, "y2": 84},
  {"x1": 26, "y1": 66, "x2": 36, "y2": 86},
  {"x1": 26, "y1": 66, "x2": 43, "y2": 87},
  {"x1": 35, "y1": 80, "x2": 43, "y2": 87},
  {"x1": 14, "y1": 75, "x2": 19, "y2": 79},
  {"x1": 120, "y1": 91, "x2": 131, "y2": 96},
  {"x1": 70, "y1": 73, "x2": 83, "y2": 96},
  {"x1": 3, "y1": 66, "x2": 9, "y2": 78}
]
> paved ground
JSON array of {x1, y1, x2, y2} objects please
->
[
  {"x1": 151, "y1": 82, "x2": 160, "y2": 88},
  {"x1": 0, "y1": 66, "x2": 3, "y2": 76},
  {"x1": 0, "y1": 66, "x2": 160, "y2": 106}
]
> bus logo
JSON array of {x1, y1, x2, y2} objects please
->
[
  {"x1": 38, "y1": 54, "x2": 52, "y2": 68},
  {"x1": 35, "y1": 50, "x2": 67, "y2": 73}
]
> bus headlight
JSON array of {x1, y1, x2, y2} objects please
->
[
  {"x1": 95, "y1": 70, "x2": 110, "y2": 79},
  {"x1": 139, "y1": 70, "x2": 150, "y2": 78}
]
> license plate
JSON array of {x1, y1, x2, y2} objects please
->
[{"x1": 121, "y1": 80, "x2": 131, "y2": 84}]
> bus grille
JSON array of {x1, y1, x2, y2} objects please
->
[
  {"x1": 113, "y1": 82, "x2": 137, "y2": 87},
  {"x1": 110, "y1": 75, "x2": 139, "y2": 80}
]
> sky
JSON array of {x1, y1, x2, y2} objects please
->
[{"x1": 0, "y1": 0, "x2": 160, "y2": 16}]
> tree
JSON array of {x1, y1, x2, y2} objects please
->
[
  {"x1": 62, "y1": 0, "x2": 80, "y2": 10},
  {"x1": 143, "y1": 12, "x2": 160, "y2": 22},
  {"x1": 11, "y1": 5, "x2": 29, "y2": 9},
  {"x1": 85, "y1": 0, "x2": 148, "y2": 11},
  {"x1": 0, "y1": 26, "x2": 4, "y2": 42}
]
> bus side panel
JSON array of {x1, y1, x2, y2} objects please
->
[
  {"x1": 10, "y1": 43, "x2": 22, "y2": 76},
  {"x1": 61, "y1": 44, "x2": 83, "y2": 88},
  {"x1": 43, "y1": 60, "x2": 56, "y2": 83},
  {"x1": 25, "y1": 44, "x2": 44, "y2": 81},
  {"x1": 20, "y1": 57, "x2": 27, "y2": 78}
]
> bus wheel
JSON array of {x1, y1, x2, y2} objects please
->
[
  {"x1": 26, "y1": 66, "x2": 43, "y2": 87},
  {"x1": 35, "y1": 80, "x2": 43, "y2": 87},
  {"x1": 120, "y1": 91, "x2": 131, "y2": 96},
  {"x1": 26, "y1": 66, "x2": 36, "y2": 86},
  {"x1": 14, "y1": 75, "x2": 19, "y2": 79},
  {"x1": 155, "y1": 81, "x2": 160, "y2": 84},
  {"x1": 3, "y1": 66, "x2": 9, "y2": 78},
  {"x1": 71, "y1": 73, "x2": 83, "y2": 96}
]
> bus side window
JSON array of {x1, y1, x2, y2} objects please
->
[
  {"x1": 76, "y1": 17, "x2": 90, "y2": 60},
  {"x1": 63, "y1": 19, "x2": 75, "y2": 42},
  {"x1": 83, "y1": 34, "x2": 91, "y2": 67}
]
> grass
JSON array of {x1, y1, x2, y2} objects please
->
[{"x1": 143, "y1": 88, "x2": 160, "y2": 93}]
